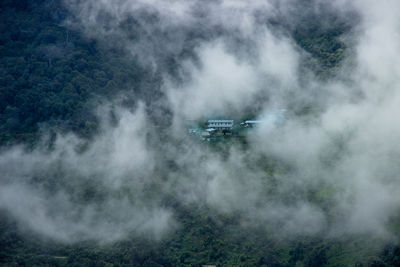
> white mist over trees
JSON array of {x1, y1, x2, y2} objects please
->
[{"x1": 1, "y1": 0, "x2": 400, "y2": 249}]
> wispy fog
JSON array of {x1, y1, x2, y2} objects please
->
[{"x1": 1, "y1": 0, "x2": 400, "y2": 243}]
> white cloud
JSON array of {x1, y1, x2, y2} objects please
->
[{"x1": 3, "y1": 0, "x2": 400, "y2": 244}]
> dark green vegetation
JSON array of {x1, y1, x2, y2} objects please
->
[
  {"x1": 1, "y1": 1, "x2": 400, "y2": 266},
  {"x1": 1, "y1": 206, "x2": 400, "y2": 267},
  {"x1": 292, "y1": 13, "x2": 351, "y2": 77},
  {"x1": 0, "y1": 0, "x2": 149, "y2": 146}
]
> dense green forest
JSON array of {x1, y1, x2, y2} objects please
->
[
  {"x1": 0, "y1": 0, "x2": 151, "y2": 145},
  {"x1": 1, "y1": 1, "x2": 400, "y2": 266},
  {"x1": 0, "y1": 0, "x2": 347, "y2": 146}
]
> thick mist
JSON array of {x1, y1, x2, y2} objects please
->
[{"x1": 1, "y1": 0, "x2": 400, "y2": 243}]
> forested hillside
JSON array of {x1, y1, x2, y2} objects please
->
[
  {"x1": 1, "y1": 1, "x2": 400, "y2": 266},
  {"x1": 0, "y1": 0, "x2": 150, "y2": 145}
]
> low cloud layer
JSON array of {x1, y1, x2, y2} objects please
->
[
  {"x1": 0, "y1": 106, "x2": 175, "y2": 242},
  {"x1": 1, "y1": 0, "x2": 400, "y2": 243}
]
